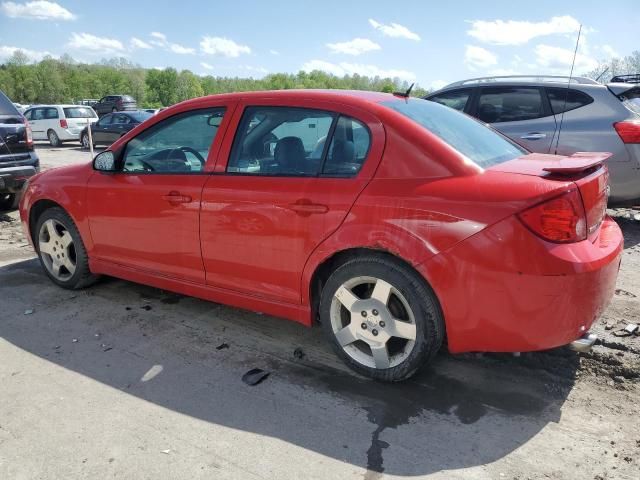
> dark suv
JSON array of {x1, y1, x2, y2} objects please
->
[
  {"x1": 0, "y1": 90, "x2": 39, "y2": 210},
  {"x1": 92, "y1": 95, "x2": 137, "y2": 116}
]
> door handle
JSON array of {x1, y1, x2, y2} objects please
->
[
  {"x1": 287, "y1": 199, "x2": 329, "y2": 216},
  {"x1": 162, "y1": 191, "x2": 192, "y2": 204},
  {"x1": 520, "y1": 132, "x2": 547, "y2": 140}
]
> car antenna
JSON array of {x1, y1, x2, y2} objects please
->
[
  {"x1": 553, "y1": 24, "x2": 582, "y2": 155},
  {"x1": 393, "y1": 83, "x2": 414, "y2": 98},
  {"x1": 594, "y1": 66, "x2": 609, "y2": 83}
]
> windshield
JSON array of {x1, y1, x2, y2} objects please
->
[
  {"x1": 382, "y1": 98, "x2": 527, "y2": 168},
  {"x1": 63, "y1": 107, "x2": 97, "y2": 118}
]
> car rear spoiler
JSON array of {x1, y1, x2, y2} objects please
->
[
  {"x1": 607, "y1": 82, "x2": 640, "y2": 97},
  {"x1": 542, "y1": 152, "x2": 611, "y2": 174}
]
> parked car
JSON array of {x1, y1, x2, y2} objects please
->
[
  {"x1": 23, "y1": 105, "x2": 98, "y2": 147},
  {"x1": 425, "y1": 75, "x2": 640, "y2": 206},
  {"x1": 79, "y1": 110, "x2": 153, "y2": 149},
  {"x1": 92, "y1": 95, "x2": 137, "y2": 116},
  {"x1": 20, "y1": 90, "x2": 622, "y2": 381},
  {"x1": 76, "y1": 99, "x2": 98, "y2": 107},
  {"x1": 0, "y1": 90, "x2": 39, "y2": 210}
]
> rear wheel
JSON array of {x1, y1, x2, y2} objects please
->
[
  {"x1": 81, "y1": 133, "x2": 92, "y2": 149},
  {"x1": 320, "y1": 254, "x2": 444, "y2": 381},
  {"x1": 47, "y1": 129, "x2": 61, "y2": 147},
  {"x1": 0, "y1": 193, "x2": 17, "y2": 211},
  {"x1": 35, "y1": 207, "x2": 99, "y2": 289}
]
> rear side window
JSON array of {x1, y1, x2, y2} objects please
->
[
  {"x1": 63, "y1": 107, "x2": 96, "y2": 118},
  {"x1": 382, "y1": 98, "x2": 527, "y2": 168},
  {"x1": 323, "y1": 116, "x2": 371, "y2": 176},
  {"x1": 546, "y1": 88, "x2": 594, "y2": 114},
  {"x1": 227, "y1": 107, "x2": 335, "y2": 176},
  {"x1": 428, "y1": 89, "x2": 472, "y2": 112},
  {"x1": 619, "y1": 88, "x2": 640, "y2": 116},
  {"x1": 476, "y1": 87, "x2": 544, "y2": 123},
  {"x1": 122, "y1": 96, "x2": 135, "y2": 102}
]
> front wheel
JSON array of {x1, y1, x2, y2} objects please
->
[
  {"x1": 35, "y1": 207, "x2": 99, "y2": 289},
  {"x1": 320, "y1": 254, "x2": 444, "y2": 381}
]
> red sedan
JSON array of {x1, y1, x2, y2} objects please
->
[{"x1": 19, "y1": 90, "x2": 622, "y2": 381}]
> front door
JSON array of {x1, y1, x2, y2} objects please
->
[
  {"x1": 201, "y1": 104, "x2": 382, "y2": 303},
  {"x1": 86, "y1": 107, "x2": 229, "y2": 282},
  {"x1": 91, "y1": 114, "x2": 113, "y2": 144},
  {"x1": 474, "y1": 86, "x2": 557, "y2": 153}
]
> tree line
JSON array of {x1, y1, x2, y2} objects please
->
[{"x1": 0, "y1": 51, "x2": 428, "y2": 107}]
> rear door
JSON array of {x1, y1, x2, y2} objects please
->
[
  {"x1": 104, "y1": 113, "x2": 131, "y2": 143},
  {"x1": 200, "y1": 101, "x2": 384, "y2": 304},
  {"x1": 472, "y1": 86, "x2": 557, "y2": 153},
  {"x1": 42, "y1": 107, "x2": 59, "y2": 138}
]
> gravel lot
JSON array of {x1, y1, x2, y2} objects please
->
[{"x1": 1, "y1": 143, "x2": 639, "y2": 479}]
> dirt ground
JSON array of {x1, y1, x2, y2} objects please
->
[{"x1": 0, "y1": 143, "x2": 639, "y2": 479}]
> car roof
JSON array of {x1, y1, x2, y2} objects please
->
[
  {"x1": 428, "y1": 78, "x2": 605, "y2": 96},
  {"x1": 175, "y1": 89, "x2": 402, "y2": 111}
]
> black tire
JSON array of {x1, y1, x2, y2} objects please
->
[
  {"x1": 0, "y1": 193, "x2": 18, "y2": 211},
  {"x1": 47, "y1": 129, "x2": 61, "y2": 147},
  {"x1": 320, "y1": 254, "x2": 444, "y2": 382},
  {"x1": 81, "y1": 133, "x2": 93, "y2": 149},
  {"x1": 34, "y1": 207, "x2": 99, "y2": 289}
]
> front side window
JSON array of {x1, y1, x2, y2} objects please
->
[
  {"x1": 429, "y1": 89, "x2": 472, "y2": 112},
  {"x1": 383, "y1": 98, "x2": 526, "y2": 168},
  {"x1": 122, "y1": 108, "x2": 225, "y2": 173},
  {"x1": 112, "y1": 114, "x2": 131, "y2": 125},
  {"x1": 227, "y1": 107, "x2": 335, "y2": 176},
  {"x1": 97, "y1": 114, "x2": 113, "y2": 126},
  {"x1": 546, "y1": 88, "x2": 594, "y2": 114},
  {"x1": 476, "y1": 87, "x2": 544, "y2": 123},
  {"x1": 32, "y1": 108, "x2": 45, "y2": 120},
  {"x1": 23, "y1": 109, "x2": 33, "y2": 120}
]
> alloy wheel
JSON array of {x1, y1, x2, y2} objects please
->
[
  {"x1": 329, "y1": 276, "x2": 417, "y2": 369},
  {"x1": 38, "y1": 219, "x2": 76, "y2": 281},
  {"x1": 48, "y1": 130, "x2": 59, "y2": 146}
]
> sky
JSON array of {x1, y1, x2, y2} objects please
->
[{"x1": 0, "y1": 0, "x2": 638, "y2": 89}]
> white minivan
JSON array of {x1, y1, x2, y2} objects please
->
[{"x1": 23, "y1": 105, "x2": 98, "y2": 147}]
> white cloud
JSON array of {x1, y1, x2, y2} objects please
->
[
  {"x1": 200, "y1": 36, "x2": 251, "y2": 57},
  {"x1": 0, "y1": 44, "x2": 55, "y2": 61},
  {"x1": 464, "y1": 45, "x2": 498, "y2": 70},
  {"x1": 326, "y1": 38, "x2": 380, "y2": 56},
  {"x1": 200, "y1": 62, "x2": 214, "y2": 70},
  {"x1": 600, "y1": 44, "x2": 619, "y2": 58},
  {"x1": 368, "y1": 19, "x2": 420, "y2": 41},
  {"x1": 0, "y1": 1, "x2": 75, "y2": 20},
  {"x1": 149, "y1": 31, "x2": 168, "y2": 47},
  {"x1": 301, "y1": 59, "x2": 415, "y2": 81},
  {"x1": 67, "y1": 32, "x2": 124, "y2": 54},
  {"x1": 534, "y1": 44, "x2": 598, "y2": 73},
  {"x1": 269, "y1": 49, "x2": 280, "y2": 55},
  {"x1": 169, "y1": 43, "x2": 195, "y2": 55},
  {"x1": 429, "y1": 79, "x2": 448, "y2": 91},
  {"x1": 130, "y1": 37, "x2": 152, "y2": 50},
  {"x1": 467, "y1": 15, "x2": 580, "y2": 46}
]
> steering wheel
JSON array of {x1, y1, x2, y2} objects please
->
[{"x1": 179, "y1": 146, "x2": 205, "y2": 162}]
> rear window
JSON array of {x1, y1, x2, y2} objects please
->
[
  {"x1": 0, "y1": 90, "x2": 19, "y2": 116},
  {"x1": 63, "y1": 107, "x2": 97, "y2": 118},
  {"x1": 382, "y1": 98, "x2": 527, "y2": 168},
  {"x1": 128, "y1": 111, "x2": 153, "y2": 122},
  {"x1": 122, "y1": 96, "x2": 135, "y2": 102},
  {"x1": 619, "y1": 88, "x2": 640, "y2": 116}
]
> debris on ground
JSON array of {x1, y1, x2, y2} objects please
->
[
  {"x1": 140, "y1": 305, "x2": 152, "y2": 311},
  {"x1": 216, "y1": 342, "x2": 229, "y2": 350},
  {"x1": 241, "y1": 368, "x2": 270, "y2": 386},
  {"x1": 624, "y1": 324, "x2": 638, "y2": 335},
  {"x1": 23, "y1": 309, "x2": 33, "y2": 315},
  {"x1": 72, "y1": 338, "x2": 78, "y2": 343},
  {"x1": 160, "y1": 449, "x2": 171, "y2": 454},
  {"x1": 293, "y1": 347, "x2": 306, "y2": 360}
]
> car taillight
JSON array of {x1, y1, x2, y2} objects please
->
[
  {"x1": 22, "y1": 116, "x2": 33, "y2": 147},
  {"x1": 59, "y1": 119, "x2": 68, "y2": 128},
  {"x1": 518, "y1": 189, "x2": 587, "y2": 243},
  {"x1": 614, "y1": 120, "x2": 640, "y2": 143}
]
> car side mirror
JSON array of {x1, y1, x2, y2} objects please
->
[{"x1": 93, "y1": 151, "x2": 116, "y2": 172}]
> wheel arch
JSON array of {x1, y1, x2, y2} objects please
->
[
  {"x1": 308, "y1": 247, "x2": 444, "y2": 332},
  {"x1": 29, "y1": 199, "x2": 64, "y2": 244}
]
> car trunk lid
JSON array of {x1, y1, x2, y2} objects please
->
[
  {"x1": 0, "y1": 114, "x2": 30, "y2": 158},
  {"x1": 490, "y1": 152, "x2": 610, "y2": 240}
]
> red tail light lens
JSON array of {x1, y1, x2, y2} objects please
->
[
  {"x1": 22, "y1": 115, "x2": 33, "y2": 147},
  {"x1": 614, "y1": 120, "x2": 640, "y2": 144},
  {"x1": 59, "y1": 119, "x2": 68, "y2": 128},
  {"x1": 518, "y1": 189, "x2": 587, "y2": 243}
]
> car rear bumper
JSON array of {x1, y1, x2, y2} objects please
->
[
  {"x1": 0, "y1": 152, "x2": 39, "y2": 193},
  {"x1": 420, "y1": 215, "x2": 623, "y2": 353}
]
